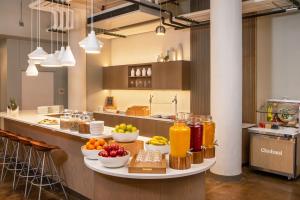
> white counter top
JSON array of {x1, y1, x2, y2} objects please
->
[
  {"x1": 0, "y1": 111, "x2": 112, "y2": 139},
  {"x1": 248, "y1": 126, "x2": 299, "y2": 137},
  {"x1": 84, "y1": 157, "x2": 215, "y2": 180}
]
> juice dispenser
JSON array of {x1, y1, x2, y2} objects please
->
[
  {"x1": 202, "y1": 116, "x2": 216, "y2": 158},
  {"x1": 169, "y1": 113, "x2": 191, "y2": 169}
]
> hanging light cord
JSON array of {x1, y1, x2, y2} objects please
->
[
  {"x1": 38, "y1": 0, "x2": 41, "y2": 46},
  {"x1": 61, "y1": 4, "x2": 64, "y2": 47},
  {"x1": 159, "y1": 2, "x2": 162, "y2": 26},
  {"x1": 56, "y1": 3, "x2": 59, "y2": 50},
  {"x1": 50, "y1": 0, "x2": 53, "y2": 53},
  {"x1": 30, "y1": 0, "x2": 33, "y2": 51},
  {"x1": 68, "y1": 1, "x2": 70, "y2": 46},
  {"x1": 91, "y1": 0, "x2": 94, "y2": 31}
]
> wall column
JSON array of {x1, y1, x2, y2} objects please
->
[
  {"x1": 210, "y1": 0, "x2": 242, "y2": 176},
  {"x1": 68, "y1": 7, "x2": 86, "y2": 111}
]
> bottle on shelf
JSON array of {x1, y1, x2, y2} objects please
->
[
  {"x1": 130, "y1": 68, "x2": 135, "y2": 77},
  {"x1": 142, "y1": 68, "x2": 146, "y2": 77},
  {"x1": 147, "y1": 68, "x2": 152, "y2": 76}
]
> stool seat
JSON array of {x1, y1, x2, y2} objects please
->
[
  {"x1": 17, "y1": 136, "x2": 32, "y2": 146},
  {"x1": 31, "y1": 141, "x2": 59, "y2": 152}
]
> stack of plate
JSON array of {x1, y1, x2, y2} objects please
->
[{"x1": 90, "y1": 121, "x2": 104, "y2": 135}]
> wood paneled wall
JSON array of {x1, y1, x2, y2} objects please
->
[
  {"x1": 190, "y1": 18, "x2": 257, "y2": 123},
  {"x1": 190, "y1": 25, "x2": 211, "y2": 115}
]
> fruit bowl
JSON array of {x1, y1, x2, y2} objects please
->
[
  {"x1": 112, "y1": 131, "x2": 139, "y2": 142},
  {"x1": 81, "y1": 146, "x2": 102, "y2": 160},
  {"x1": 98, "y1": 151, "x2": 130, "y2": 168},
  {"x1": 145, "y1": 143, "x2": 170, "y2": 154}
]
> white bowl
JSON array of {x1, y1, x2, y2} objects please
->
[
  {"x1": 81, "y1": 146, "x2": 102, "y2": 160},
  {"x1": 98, "y1": 152, "x2": 130, "y2": 168},
  {"x1": 145, "y1": 143, "x2": 170, "y2": 154},
  {"x1": 112, "y1": 131, "x2": 139, "y2": 142}
]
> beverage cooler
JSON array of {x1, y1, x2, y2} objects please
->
[{"x1": 248, "y1": 99, "x2": 300, "y2": 179}]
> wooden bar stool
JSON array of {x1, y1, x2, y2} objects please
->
[
  {"x1": 27, "y1": 141, "x2": 68, "y2": 200},
  {"x1": 0, "y1": 131, "x2": 19, "y2": 182}
]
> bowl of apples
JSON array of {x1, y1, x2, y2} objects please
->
[
  {"x1": 81, "y1": 138, "x2": 107, "y2": 160},
  {"x1": 98, "y1": 144, "x2": 130, "y2": 168},
  {"x1": 112, "y1": 123, "x2": 139, "y2": 143}
]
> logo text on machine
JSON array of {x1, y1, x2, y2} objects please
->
[{"x1": 260, "y1": 147, "x2": 283, "y2": 156}]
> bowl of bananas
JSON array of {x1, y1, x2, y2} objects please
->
[{"x1": 145, "y1": 136, "x2": 170, "y2": 154}]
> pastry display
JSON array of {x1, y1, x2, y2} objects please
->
[
  {"x1": 38, "y1": 119, "x2": 59, "y2": 125},
  {"x1": 125, "y1": 106, "x2": 150, "y2": 116}
]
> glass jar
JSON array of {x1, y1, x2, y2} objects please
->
[
  {"x1": 70, "y1": 114, "x2": 80, "y2": 132},
  {"x1": 188, "y1": 115, "x2": 203, "y2": 152},
  {"x1": 202, "y1": 116, "x2": 215, "y2": 148},
  {"x1": 169, "y1": 113, "x2": 191, "y2": 158},
  {"x1": 79, "y1": 115, "x2": 91, "y2": 134},
  {"x1": 60, "y1": 113, "x2": 71, "y2": 130}
]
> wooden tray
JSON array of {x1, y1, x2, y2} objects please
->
[{"x1": 128, "y1": 154, "x2": 167, "y2": 174}]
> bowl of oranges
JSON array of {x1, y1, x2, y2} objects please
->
[{"x1": 81, "y1": 138, "x2": 107, "y2": 160}]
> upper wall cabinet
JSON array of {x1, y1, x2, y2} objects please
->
[{"x1": 102, "y1": 61, "x2": 190, "y2": 90}]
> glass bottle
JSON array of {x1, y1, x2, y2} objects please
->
[
  {"x1": 202, "y1": 116, "x2": 215, "y2": 148},
  {"x1": 60, "y1": 113, "x2": 71, "y2": 130},
  {"x1": 169, "y1": 113, "x2": 191, "y2": 157},
  {"x1": 70, "y1": 113, "x2": 80, "y2": 132},
  {"x1": 188, "y1": 115, "x2": 203, "y2": 152}
]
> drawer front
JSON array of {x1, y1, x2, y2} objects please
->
[{"x1": 250, "y1": 134, "x2": 295, "y2": 174}]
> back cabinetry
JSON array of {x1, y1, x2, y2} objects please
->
[{"x1": 102, "y1": 61, "x2": 190, "y2": 90}]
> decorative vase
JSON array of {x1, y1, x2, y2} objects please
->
[
  {"x1": 7, "y1": 106, "x2": 19, "y2": 116},
  {"x1": 147, "y1": 68, "x2": 152, "y2": 76},
  {"x1": 136, "y1": 68, "x2": 141, "y2": 77},
  {"x1": 130, "y1": 68, "x2": 135, "y2": 77},
  {"x1": 142, "y1": 68, "x2": 146, "y2": 77}
]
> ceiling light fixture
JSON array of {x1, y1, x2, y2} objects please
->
[
  {"x1": 61, "y1": 0, "x2": 76, "y2": 66},
  {"x1": 26, "y1": 60, "x2": 39, "y2": 76},
  {"x1": 28, "y1": 0, "x2": 48, "y2": 62},
  {"x1": 155, "y1": 2, "x2": 166, "y2": 36},
  {"x1": 79, "y1": 0, "x2": 103, "y2": 54},
  {"x1": 26, "y1": 0, "x2": 38, "y2": 76},
  {"x1": 41, "y1": 0, "x2": 61, "y2": 67}
]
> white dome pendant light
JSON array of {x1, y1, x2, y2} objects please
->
[
  {"x1": 26, "y1": 60, "x2": 39, "y2": 76},
  {"x1": 28, "y1": 0, "x2": 48, "y2": 62},
  {"x1": 61, "y1": 0, "x2": 76, "y2": 66},
  {"x1": 79, "y1": 0, "x2": 103, "y2": 54},
  {"x1": 26, "y1": 0, "x2": 38, "y2": 77},
  {"x1": 41, "y1": 0, "x2": 61, "y2": 67}
]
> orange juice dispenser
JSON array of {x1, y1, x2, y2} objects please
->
[
  {"x1": 169, "y1": 113, "x2": 192, "y2": 170},
  {"x1": 202, "y1": 116, "x2": 216, "y2": 158}
]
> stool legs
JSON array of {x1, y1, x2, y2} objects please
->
[
  {"x1": 24, "y1": 147, "x2": 32, "y2": 197},
  {"x1": 0, "y1": 138, "x2": 8, "y2": 182},
  {"x1": 12, "y1": 142, "x2": 20, "y2": 189}
]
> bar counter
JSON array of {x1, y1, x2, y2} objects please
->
[{"x1": 0, "y1": 111, "x2": 215, "y2": 200}]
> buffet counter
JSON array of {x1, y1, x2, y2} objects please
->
[{"x1": 0, "y1": 111, "x2": 216, "y2": 200}]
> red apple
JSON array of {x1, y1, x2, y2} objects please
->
[
  {"x1": 110, "y1": 150, "x2": 117, "y2": 157},
  {"x1": 100, "y1": 151, "x2": 108, "y2": 157},
  {"x1": 117, "y1": 149, "x2": 124, "y2": 156}
]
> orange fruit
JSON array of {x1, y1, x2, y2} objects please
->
[
  {"x1": 94, "y1": 141, "x2": 101, "y2": 147},
  {"x1": 98, "y1": 138, "x2": 106, "y2": 146},
  {"x1": 86, "y1": 142, "x2": 91, "y2": 146},
  {"x1": 96, "y1": 146, "x2": 103, "y2": 150},
  {"x1": 89, "y1": 138, "x2": 97, "y2": 145},
  {"x1": 87, "y1": 144, "x2": 95, "y2": 150}
]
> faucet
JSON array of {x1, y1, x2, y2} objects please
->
[
  {"x1": 149, "y1": 94, "x2": 154, "y2": 115},
  {"x1": 172, "y1": 95, "x2": 178, "y2": 115}
]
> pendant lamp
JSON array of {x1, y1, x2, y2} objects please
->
[
  {"x1": 41, "y1": 0, "x2": 61, "y2": 67},
  {"x1": 26, "y1": 60, "x2": 39, "y2": 76},
  {"x1": 26, "y1": 0, "x2": 38, "y2": 76},
  {"x1": 79, "y1": 0, "x2": 103, "y2": 54},
  {"x1": 155, "y1": 3, "x2": 166, "y2": 36},
  {"x1": 61, "y1": 0, "x2": 76, "y2": 66},
  {"x1": 28, "y1": 0, "x2": 48, "y2": 62}
]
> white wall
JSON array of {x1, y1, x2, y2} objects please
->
[
  {"x1": 257, "y1": 13, "x2": 300, "y2": 107},
  {"x1": 111, "y1": 28, "x2": 190, "y2": 65},
  {"x1": 100, "y1": 28, "x2": 191, "y2": 114}
]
